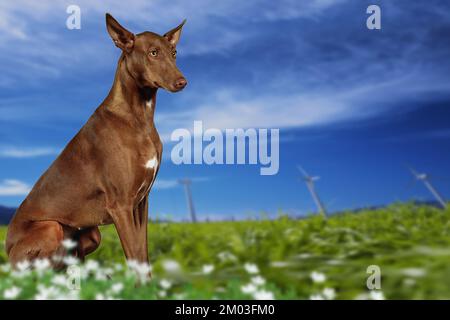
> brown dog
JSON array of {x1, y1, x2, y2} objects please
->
[{"x1": 5, "y1": 13, "x2": 187, "y2": 266}]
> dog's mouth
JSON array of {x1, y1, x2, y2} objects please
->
[
  {"x1": 168, "y1": 86, "x2": 185, "y2": 93},
  {"x1": 151, "y1": 81, "x2": 186, "y2": 93},
  {"x1": 153, "y1": 82, "x2": 180, "y2": 93},
  {"x1": 154, "y1": 82, "x2": 170, "y2": 91}
]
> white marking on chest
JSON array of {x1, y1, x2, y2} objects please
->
[
  {"x1": 138, "y1": 156, "x2": 159, "y2": 201},
  {"x1": 145, "y1": 156, "x2": 158, "y2": 169}
]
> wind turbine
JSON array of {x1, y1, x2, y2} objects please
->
[
  {"x1": 297, "y1": 166, "x2": 327, "y2": 217},
  {"x1": 408, "y1": 166, "x2": 447, "y2": 209},
  {"x1": 178, "y1": 178, "x2": 197, "y2": 222}
]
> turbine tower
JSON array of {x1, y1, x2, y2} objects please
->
[
  {"x1": 298, "y1": 166, "x2": 327, "y2": 217},
  {"x1": 408, "y1": 167, "x2": 447, "y2": 209},
  {"x1": 178, "y1": 179, "x2": 197, "y2": 222}
]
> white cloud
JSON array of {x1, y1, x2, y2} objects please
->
[
  {"x1": 153, "y1": 177, "x2": 210, "y2": 190},
  {"x1": 0, "y1": 0, "x2": 345, "y2": 81},
  {"x1": 1, "y1": 1, "x2": 447, "y2": 134},
  {"x1": 0, "y1": 146, "x2": 59, "y2": 158},
  {"x1": 0, "y1": 0, "x2": 344, "y2": 39},
  {"x1": 156, "y1": 70, "x2": 448, "y2": 136},
  {"x1": 0, "y1": 179, "x2": 31, "y2": 196},
  {"x1": 153, "y1": 179, "x2": 179, "y2": 190}
]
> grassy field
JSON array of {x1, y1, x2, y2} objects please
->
[{"x1": 0, "y1": 203, "x2": 449, "y2": 299}]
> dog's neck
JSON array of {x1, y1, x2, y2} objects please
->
[{"x1": 103, "y1": 55, "x2": 157, "y2": 123}]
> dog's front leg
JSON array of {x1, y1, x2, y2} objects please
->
[{"x1": 109, "y1": 197, "x2": 149, "y2": 264}]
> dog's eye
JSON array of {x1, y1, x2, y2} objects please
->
[
  {"x1": 172, "y1": 50, "x2": 177, "y2": 58},
  {"x1": 149, "y1": 50, "x2": 158, "y2": 57}
]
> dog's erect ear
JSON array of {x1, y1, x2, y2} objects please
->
[
  {"x1": 106, "y1": 13, "x2": 135, "y2": 53},
  {"x1": 164, "y1": 19, "x2": 186, "y2": 47}
]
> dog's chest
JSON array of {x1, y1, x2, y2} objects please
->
[{"x1": 133, "y1": 131, "x2": 161, "y2": 201}]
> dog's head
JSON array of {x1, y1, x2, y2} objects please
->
[{"x1": 106, "y1": 13, "x2": 187, "y2": 92}]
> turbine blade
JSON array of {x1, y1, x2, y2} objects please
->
[
  {"x1": 297, "y1": 165, "x2": 309, "y2": 178},
  {"x1": 406, "y1": 165, "x2": 419, "y2": 178}
]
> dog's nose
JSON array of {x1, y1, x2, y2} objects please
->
[{"x1": 174, "y1": 77, "x2": 187, "y2": 90}]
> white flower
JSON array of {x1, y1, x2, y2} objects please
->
[
  {"x1": 403, "y1": 278, "x2": 416, "y2": 287},
  {"x1": 110, "y1": 283, "x2": 124, "y2": 294},
  {"x1": 84, "y1": 260, "x2": 99, "y2": 272},
  {"x1": 63, "y1": 256, "x2": 79, "y2": 266},
  {"x1": 135, "y1": 264, "x2": 152, "y2": 281},
  {"x1": 241, "y1": 283, "x2": 258, "y2": 294},
  {"x1": 370, "y1": 290, "x2": 385, "y2": 300},
  {"x1": 57, "y1": 290, "x2": 80, "y2": 300},
  {"x1": 174, "y1": 293, "x2": 185, "y2": 300},
  {"x1": 95, "y1": 270, "x2": 109, "y2": 281},
  {"x1": 127, "y1": 260, "x2": 152, "y2": 283},
  {"x1": 158, "y1": 290, "x2": 167, "y2": 298},
  {"x1": 11, "y1": 260, "x2": 31, "y2": 278},
  {"x1": 127, "y1": 260, "x2": 151, "y2": 273},
  {"x1": 52, "y1": 255, "x2": 64, "y2": 264},
  {"x1": 162, "y1": 260, "x2": 181, "y2": 273},
  {"x1": 0, "y1": 263, "x2": 11, "y2": 273},
  {"x1": 322, "y1": 288, "x2": 336, "y2": 300},
  {"x1": 11, "y1": 270, "x2": 30, "y2": 279},
  {"x1": 62, "y1": 239, "x2": 78, "y2": 250},
  {"x1": 105, "y1": 267, "x2": 114, "y2": 274},
  {"x1": 16, "y1": 260, "x2": 30, "y2": 272},
  {"x1": 95, "y1": 293, "x2": 118, "y2": 300},
  {"x1": 126, "y1": 259, "x2": 139, "y2": 270},
  {"x1": 217, "y1": 251, "x2": 237, "y2": 262},
  {"x1": 34, "y1": 285, "x2": 61, "y2": 300},
  {"x1": 253, "y1": 289, "x2": 275, "y2": 300},
  {"x1": 202, "y1": 264, "x2": 214, "y2": 274},
  {"x1": 310, "y1": 271, "x2": 326, "y2": 283},
  {"x1": 353, "y1": 293, "x2": 370, "y2": 300},
  {"x1": 401, "y1": 268, "x2": 426, "y2": 278},
  {"x1": 309, "y1": 294, "x2": 324, "y2": 300},
  {"x1": 33, "y1": 258, "x2": 51, "y2": 272},
  {"x1": 136, "y1": 263, "x2": 152, "y2": 276},
  {"x1": 52, "y1": 275, "x2": 68, "y2": 287},
  {"x1": 270, "y1": 261, "x2": 290, "y2": 268},
  {"x1": 244, "y1": 263, "x2": 259, "y2": 274},
  {"x1": 4, "y1": 286, "x2": 21, "y2": 299},
  {"x1": 251, "y1": 276, "x2": 266, "y2": 286},
  {"x1": 159, "y1": 279, "x2": 172, "y2": 290}
]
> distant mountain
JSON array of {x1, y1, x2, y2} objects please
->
[{"x1": 0, "y1": 205, "x2": 16, "y2": 225}]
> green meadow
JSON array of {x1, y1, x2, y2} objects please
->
[{"x1": 0, "y1": 203, "x2": 449, "y2": 299}]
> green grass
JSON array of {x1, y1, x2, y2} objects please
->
[{"x1": 0, "y1": 203, "x2": 450, "y2": 299}]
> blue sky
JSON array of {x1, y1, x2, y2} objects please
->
[{"x1": 1, "y1": 0, "x2": 450, "y2": 220}]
